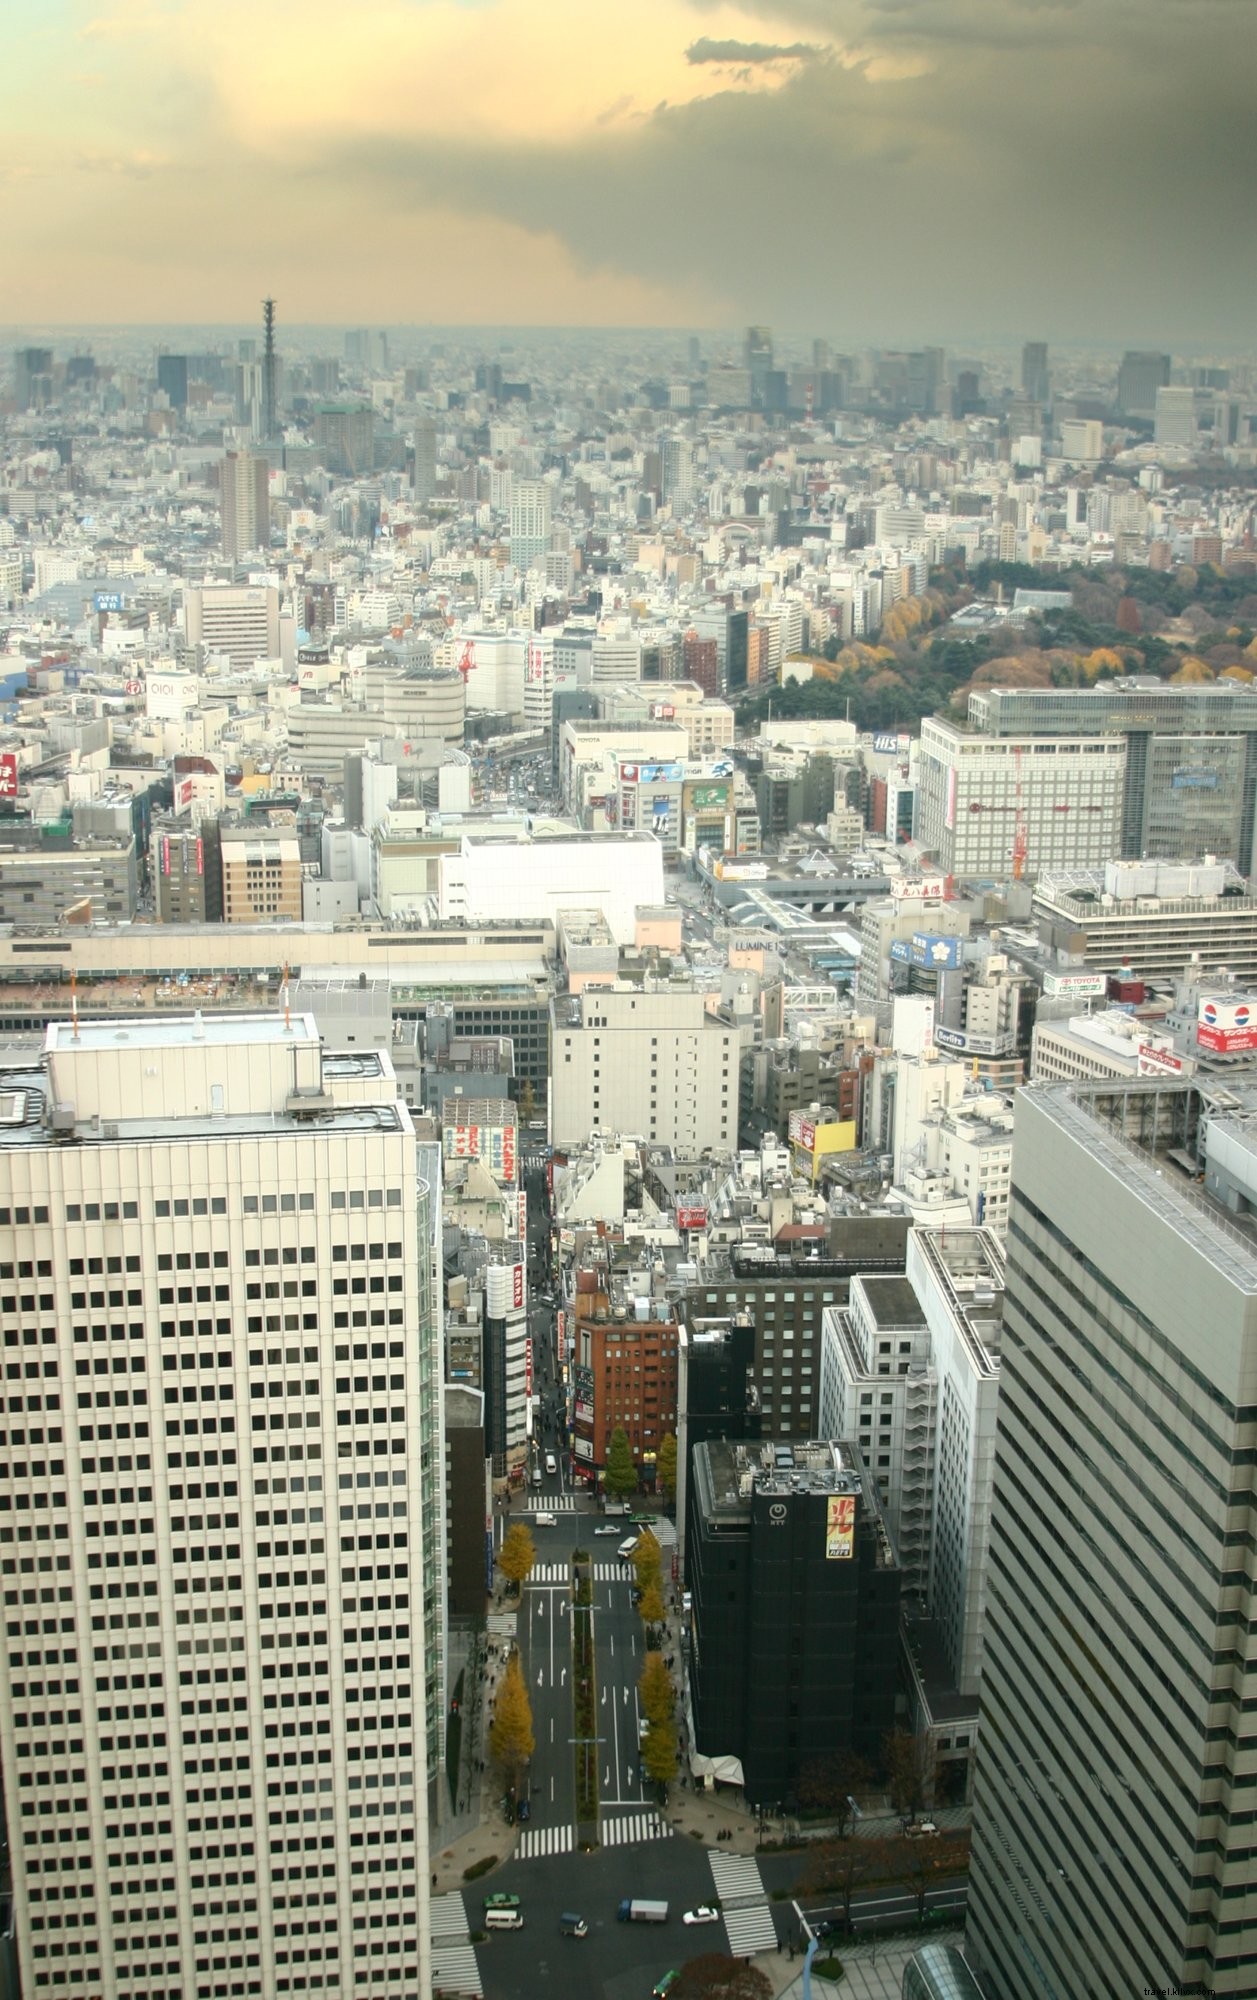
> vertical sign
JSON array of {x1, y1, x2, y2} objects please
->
[{"x1": 825, "y1": 1493, "x2": 856, "y2": 1560}]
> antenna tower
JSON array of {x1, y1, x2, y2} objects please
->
[{"x1": 262, "y1": 298, "x2": 277, "y2": 443}]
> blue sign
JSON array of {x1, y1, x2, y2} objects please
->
[
  {"x1": 892, "y1": 933, "x2": 962, "y2": 970},
  {"x1": 1171, "y1": 769, "x2": 1218, "y2": 789},
  {"x1": 872, "y1": 732, "x2": 900, "y2": 754},
  {"x1": 93, "y1": 591, "x2": 125, "y2": 613}
]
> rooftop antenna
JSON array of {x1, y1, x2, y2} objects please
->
[{"x1": 262, "y1": 298, "x2": 277, "y2": 443}]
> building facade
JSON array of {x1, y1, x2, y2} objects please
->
[
  {"x1": 0, "y1": 1014, "x2": 434, "y2": 2000},
  {"x1": 967, "y1": 1081, "x2": 1257, "y2": 1997}
]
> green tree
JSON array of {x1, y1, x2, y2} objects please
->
[
  {"x1": 496, "y1": 1521, "x2": 536, "y2": 1594},
  {"x1": 642, "y1": 1717, "x2": 678, "y2": 1791},
  {"x1": 489, "y1": 1650, "x2": 535, "y2": 1784},
  {"x1": 604, "y1": 1426, "x2": 638, "y2": 1500},
  {"x1": 517, "y1": 1079, "x2": 535, "y2": 1123},
  {"x1": 656, "y1": 1431, "x2": 678, "y2": 1503},
  {"x1": 638, "y1": 1650, "x2": 674, "y2": 1727},
  {"x1": 797, "y1": 1749, "x2": 871, "y2": 1835}
]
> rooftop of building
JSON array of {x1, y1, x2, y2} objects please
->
[
  {"x1": 45, "y1": 1009, "x2": 318, "y2": 1052},
  {"x1": 860, "y1": 1273, "x2": 928, "y2": 1329}
]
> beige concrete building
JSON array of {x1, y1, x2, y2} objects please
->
[
  {"x1": 219, "y1": 825, "x2": 302, "y2": 923},
  {"x1": 550, "y1": 986, "x2": 743, "y2": 1151}
]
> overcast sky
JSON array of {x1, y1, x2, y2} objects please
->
[{"x1": 4, "y1": 0, "x2": 1255, "y2": 346}]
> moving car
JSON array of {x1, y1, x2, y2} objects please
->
[
  {"x1": 594, "y1": 1525, "x2": 619, "y2": 1537},
  {"x1": 652, "y1": 1973, "x2": 680, "y2": 1999},
  {"x1": 683, "y1": 1906, "x2": 720, "y2": 1926},
  {"x1": 559, "y1": 1913, "x2": 588, "y2": 1938},
  {"x1": 484, "y1": 1893, "x2": 521, "y2": 1910}
]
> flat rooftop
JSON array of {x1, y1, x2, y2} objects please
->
[
  {"x1": 860, "y1": 1274, "x2": 928, "y2": 1329},
  {"x1": 45, "y1": 1011, "x2": 318, "y2": 1052}
]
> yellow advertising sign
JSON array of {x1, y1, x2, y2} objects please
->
[{"x1": 825, "y1": 1493, "x2": 856, "y2": 1561}]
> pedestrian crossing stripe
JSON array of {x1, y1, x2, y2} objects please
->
[
  {"x1": 708, "y1": 1850, "x2": 768, "y2": 1901},
  {"x1": 600, "y1": 1811, "x2": 672, "y2": 1848},
  {"x1": 528, "y1": 1560, "x2": 640, "y2": 1584},
  {"x1": 526, "y1": 1495, "x2": 578, "y2": 1511},
  {"x1": 429, "y1": 1890, "x2": 470, "y2": 1938},
  {"x1": 429, "y1": 1941, "x2": 483, "y2": 1997},
  {"x1": 516, "y1": 1823, "x2": 576, "y2": 1859},
  {"x1": 722, "y1": 1903, "x2": 779, "y2": 1956}
]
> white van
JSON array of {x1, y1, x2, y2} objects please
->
[
  {"x1": 618, "y1": 1537, "x2": 639, "y2": 1561},
  {"x1": 534, "y1": 1512, "x2": 557, "y2": 1528},
  {"x1": 485, "y1": 1907, "x2": 525, "y2": 1930},
  {"x1": 543, "y1": 1451, "x2": 558, "y2": 1476}
]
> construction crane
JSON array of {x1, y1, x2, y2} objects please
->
[
  {"x1": 1011, "y1": 744, "x2": 1028, "y2": 882},
  {"x1": 456, "y1": 640, "x2": 476, "y2": 684}
]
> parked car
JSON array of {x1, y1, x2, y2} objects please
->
[{"x1": 517, "y1": 1798, "x2": 531, "y2": 1823}]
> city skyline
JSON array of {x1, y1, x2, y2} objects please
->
[{"x1": 3, "y1": 0, "x2": 1255, "y2": 343}]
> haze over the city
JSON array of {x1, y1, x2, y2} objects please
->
[{"x1": 4, "y1": 0, "x2": 1255, "y2": 344}]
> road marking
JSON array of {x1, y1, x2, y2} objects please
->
[{"x1": 516, "y1": 1823, "x2": 576, "y2": 1860}]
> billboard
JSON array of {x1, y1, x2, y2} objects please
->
[
  {"x1": 944, "y1": 768, "x2": 957, "y2": 832},
  {"x1": 788, "y1": 1111, "x2": 817, "y2": 1153},
  {"x1": 525, "y1": 1337, "x2": 533, "y2": 1398},
  {"x1": 650, "y1": 702, "x2": 675, "y2": 721},
  {"x1": 688, "y1": 784, "x2": 729, "y2": 811},
  {"x1": 1197, "y1": 997, "x2": 1257, "y2": 1053},
  {"x1": 891, "y1": 873, "x2": 949, "y2": 902},
  {"x1": 93, "y1": 591, "x2": 125, "y2": 613},
  {"x1": 825, "y1": 1493, "x2": 856, "y2": 1561},
  {"x1": 933, "y1": 1025, "x2": 1014, "y2": 1058},
  {"x1": 1171, "y1": 768, "x2": 1218, "y2": 790},
  {"x1": 1137, "y1": 1040, "x2": 1184, "y2": 1075},
  {"x1": 892, "y1": 932, "x2": 962, "y2": 971},
  {"x1": 1043, "y1": 971, "x2": 1107, "y2": 998},
  {"x1": 0, "y1": 753, "x2": 17, "y2": 800},
  {"x1": 526, "y1": 641, "x2": 546, "y2": 685},
  {"x1": 675, "y1": 1203, "x2": 708, "y2": 1232},
  {"x1": 175, "y1": 775, "x2": 196, "y2": 811},
  {"x1": 619, "y1": 760, "x2": 684, "y2": 785}
]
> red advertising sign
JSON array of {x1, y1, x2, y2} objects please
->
[
  {"x1": 512, "y1": 1263, "x2": 524, "y2": 1312},
  {"x1": 675, "y1": 1203, "x2": 708, "y2": 1231},
  {"x1": 502, "y1": 1124, "x2": 517, "y2": 1184},
  {"x1": 525, "y1": 1338, "x2": 533, "y2": 1397},
  {"x1": 0, "y1": 754, "x2": 17, "y2": 799}
]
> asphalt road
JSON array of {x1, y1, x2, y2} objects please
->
[{"x1": 470, "y1": 1831, "x2": 730, "y2": 2000}]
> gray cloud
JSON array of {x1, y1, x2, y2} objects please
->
[{"x1": 685, "y1": 37, "x2": 819, "y2": 63}]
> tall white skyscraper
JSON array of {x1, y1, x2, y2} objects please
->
[
  {"x1": 0, "y1": 1014, "x2": 433, "y2": 2000},
  {"x1": 508, "y1": 479, "x2": 551, "y2": 573}
]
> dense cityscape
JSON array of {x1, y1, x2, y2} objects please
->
[{"x1": 0, "y1": 310, "x2": 1254, "y2": 2000}]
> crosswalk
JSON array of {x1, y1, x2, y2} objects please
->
[
  {"x1": 707, "y1": 1849, "x2": 778, "y2": 1958},
  {"x1": 526, "y1": 1495, "x2": 578, "y2": 1511},
  {"x1": 430, "y1": 1890, "x2": 470, "y2": 1938},
  {"x1": 721, "y1": 1902, "x2": 780, "y2": 1956},
  {"x1": 527, "y1": 1559, "x2": 628, "y2": 1583},
  {"x1": 707, "y1": 1851, "x2": 767, "y2": 1902},
  {"x1": 516, "y1": 1822, "x2": 576, "y2": 1859},
  {"x1": 429, "y1": 1941, "x2": 483, "y2": 1997},
  {"x1": 601, "y1": 1810, "x2": 672, "y2": 1848}
]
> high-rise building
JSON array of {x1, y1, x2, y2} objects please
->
[
  {"x1": 184, "y1": 584, "x2": 281, "y2": 671},
  {"x1": 13, "y1": 347, "x2": 53, "y2": 410},
  {"x1": 967, "y1": 1079, "x2": 1257, "y2": 1998},
  {"x1": 744, "y1": 326, "x2": 773, "y2": 408},
  {"x1": 1116, "y1": 348, "x2": 1171, "y2": 418},
  {"x1": 157, "y1": 354, "x2": 189, "y2": 411},
  {"x1": 0, "y1": 1014, "x2": 434, "y2": 2000},
  {"x1": 688, "y1": 1438, "x2": 900, "y2": 1805},
  {"x1": 312, "y1": 405, "x2": 376, "y2": 477},
  {"x1": 1020, "y1": 341, "x2": 1049, "y2": 405},
  {"x1": 1154, "y1": 384, "x2": 1199, "y2": 448},
  {"x1": 508, "y1": 479, "x2": 551, "y2": 573},
  {"x1": 411, "y1": 417, "x2": 437, "y2": 506},
  {"x1": 220, "y1": 449, "x2": 270, "y2": 561}
]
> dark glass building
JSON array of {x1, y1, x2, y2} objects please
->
[{"x1": 687, "y1": 1437, "x2": 900, "y2": 1805}]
